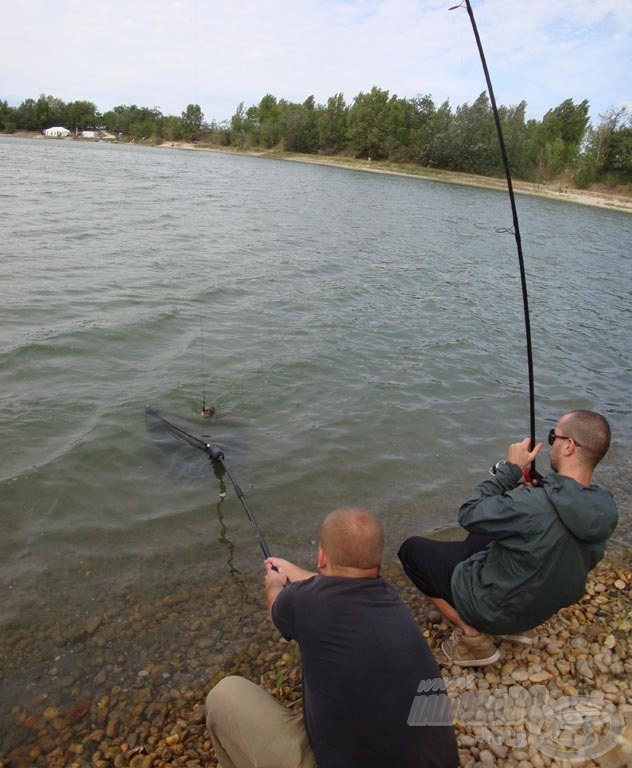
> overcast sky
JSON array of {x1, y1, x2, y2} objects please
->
[{"x1": 2, "y1": 0, "x2": 630, "y2": 126}]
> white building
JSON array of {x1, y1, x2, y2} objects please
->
[
  {"x1": 81, "y1": 130, "x2": 97, "y2": 139},
  {"x1": 44, "y1": 126, "x2": 71, "y2": 137}
]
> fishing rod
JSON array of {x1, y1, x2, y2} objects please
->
[
  {"x1": 450, "y1": 0, "x2": 540, "y2": 479},
  {"x1": 145, "y1": 406, "x2": 272, "y2": 558}
]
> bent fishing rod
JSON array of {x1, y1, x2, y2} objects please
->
[
  {"x1": 145, "y1": 406, "x2": 272, "y2": 558},
  {"x1": 450, "y1": 0, "x2": 540, "y2": 479}
]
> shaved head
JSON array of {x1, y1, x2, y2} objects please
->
[
  {"x1": 319, "y1": 508, "x2": 384, "y2": 571},
  {"x1": 561, "y1": 410, "x2": 611, "y2": 469}
]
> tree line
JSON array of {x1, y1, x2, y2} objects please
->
[{"x1": 2, "y1": 90, "x2": 630, "y2": 187}]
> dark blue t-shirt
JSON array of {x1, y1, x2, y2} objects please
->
[{"x1": 272, "y1": 574, "x2": 458, "y2": 768}]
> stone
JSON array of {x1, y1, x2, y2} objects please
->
[
  {"x1": 106, "y1": 717, "x2": 120, "y2": 738},
  {"x1": 576, "y1": 658, "x2": 594, "y2": 680},
  {"x1": 85, "y1": 615, "x2": 103, "y2": 635},
  {"x1": 529, "y1": 671, "x2": 552, "y2": 683},
  {"x1": 189, "y1": 704, "x2": 206, "y2": 725},
  {"x1": 556, "y1": 659, "x2": 571, "y2": 675},
  {"x1": 94, "y1": 669, "x2": 107, "y2": 685}
]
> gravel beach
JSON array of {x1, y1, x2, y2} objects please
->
[
  {"x1": 2, "y1": 470, "x2": 630, "y2": 767},
  {"x1": 1, "y1": 536, "x2": 630, "y2": 768}
]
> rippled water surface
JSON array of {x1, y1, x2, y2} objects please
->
[{"x1": 0, "y1": 136, "x2": 630, "y2": 747}]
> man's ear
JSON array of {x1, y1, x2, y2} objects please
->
[{"x1": 317, "y1": 545, "x2": 327, "y2": 571}]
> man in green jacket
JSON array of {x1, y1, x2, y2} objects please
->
[{"x1": 398, "y1": 410, "x2": 618, "y2": 667}]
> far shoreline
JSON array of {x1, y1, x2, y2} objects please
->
[
  {"x1": 159, "y1": 140, "x2": 632, "y2": 215},
  {"x1": 3, "y1": 131, "x2": 632, "y2": 214}
]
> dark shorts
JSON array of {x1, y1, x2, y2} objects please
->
[{"x1": 397, "y1": 533, "x2": 491, "y2": 606}]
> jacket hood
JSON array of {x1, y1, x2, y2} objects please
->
[{"x1": 542, "y1": 473, "x2": 618, "y2": 542}]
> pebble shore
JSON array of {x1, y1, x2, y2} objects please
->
[
  {"x1": 1, "y1": 542, "x2": 630, "y2": 768},
  {"x1": 2, "y1": 460, "x2": 630, "y2": 767}
]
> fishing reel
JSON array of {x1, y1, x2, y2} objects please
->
[{"x1": 207, "y1": 443, "x2": 225, "y2": 462}]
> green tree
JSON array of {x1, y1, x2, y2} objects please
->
[
  {"x1": 0, "y1": 99, "x2": 17, "y2": 132},
  {"x1": 408, "y1": 94, "x2": 438, "y2": 163},
  {"x1": 67, "y1": 100, "x2": 98, "y2": 131},
  {"x1": 419, "y1": 99, "x2": 454, "y2": 167},
  {"x1": 214, "y1": 119, "x2": 232, "y2": 146},
  {"x1": 456, "y1": 92, "x2": 499, "y2": 174},
  {"x1": 282, "y1": 96, "x2": 318, "y2": 153},
  {"x1": 579, "y1": 106, "x2": 629, "y2": 185},
  {"x1": 162, "y1": 115, "x2": 185, "y2": 141},
  {"x1": 317, "y1": 92, "x2": 348, "y2": 153},
  {"x1": 348, "y1": 86, "x2": 391, "y2": 159},
  {"x1": 34, "y1": 94, "x2": 51, "y2": 129},
  {"x1": 230, "y1": 101, "x2": 248, "y2": 147},
  {"x1": 498, "y1": 100, "x2": 535, "y2": 179},
  {"x1": 102, "y1": 104, "x2": 163, "y2": 140},
  {"x1": 428, "y1": 92, "x2": 498, "y2": 174},
  {"x1": 33, "y1": 94, "x2": 67, "y2": 129},
  {"x1": 301, "y1": 95, "x2": 318, "y2": 152},
  {"x1": 16, "y1": 98, "x2": 39, "y2": 131},
  {"x1": 181, "y1": 103, "x2": 204, "y2": 140},
  {"x1": 551, "y1": 98, "x2": 590, "y2": 161},
  {"x1": 537, "y1": 98, "x2": 590, "y2": 173},
  {"x1": 258, "y1": 94, "x2": 281, "y2": 147},
  {"x1": 383, "y1": 95, "x2": 418, "y2": 160},
  {"x1": 602, "y1": 118, "x2": 632, "y2": 182}
]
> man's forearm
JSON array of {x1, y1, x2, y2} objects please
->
[
  {"x1": 266, "y1": 582, "x2": 285, "y2": 610},
  {"x1": 265, "y1": 557, "x2": 317, "y2": 583},
  {"x1": 457, "y1": 462, "x2": 523, "y2": 533},
  {"x1": 285, "y1": 564, "x2": 317, "y2": 582}
]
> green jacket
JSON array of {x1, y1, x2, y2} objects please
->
[{"x1": 451, "y1": 461, "x2": 618, "y2": 634}]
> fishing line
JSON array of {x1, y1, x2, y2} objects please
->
[
  {"x1": 200, "y1": 316, "x2": 206, "y2": 412},
  {"x1": 200, "y1": 316, "x2": 214, "y2": 417},
  {"x1": 450, "y1": 0, "x2": 539, "y2": 477},
  {"x1": 145, "y1": 406, "x2": 272, "y2": 558}
]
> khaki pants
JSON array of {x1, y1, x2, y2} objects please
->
[{"x1": 206, "y1": 676, "x2": 317, "y2": 768}]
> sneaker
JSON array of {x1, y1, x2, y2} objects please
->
[
  {"x1": 441, "y1": 629, "x2": 501, "y2": 667},
  {"x1": 494, "y1": 630, "x2": 534, "y2": 646}
]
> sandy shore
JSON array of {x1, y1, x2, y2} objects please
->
[{"x1": 160, "y1": 141, "x2": 632, "y2": 216}]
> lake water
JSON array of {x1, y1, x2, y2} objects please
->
[{"x1": 0, "y1": 136, "x2": 630, "y2": 752}]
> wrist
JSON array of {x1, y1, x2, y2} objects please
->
[{"x1": 489, "y1": 459, "x2": 508, "y2": 476}]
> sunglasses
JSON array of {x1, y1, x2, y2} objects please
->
[{"x1": 548, "y1": 428, "x2": 583, "y2": 448}]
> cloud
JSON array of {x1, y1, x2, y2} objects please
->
[{"x1": 1, "y1": 0, "x2": 630, "y2": 125}]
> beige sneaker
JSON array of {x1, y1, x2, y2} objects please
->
[
  {"x1": 494, "y1": 630, "x2": 534, "y2": 646},
  {"x1": 441, "y1": 629, "x2": 501, "y2": 667}
]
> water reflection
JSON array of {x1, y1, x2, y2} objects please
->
[{"x1": 213, "y1": 466, "x2": 248, "y2": 598}]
